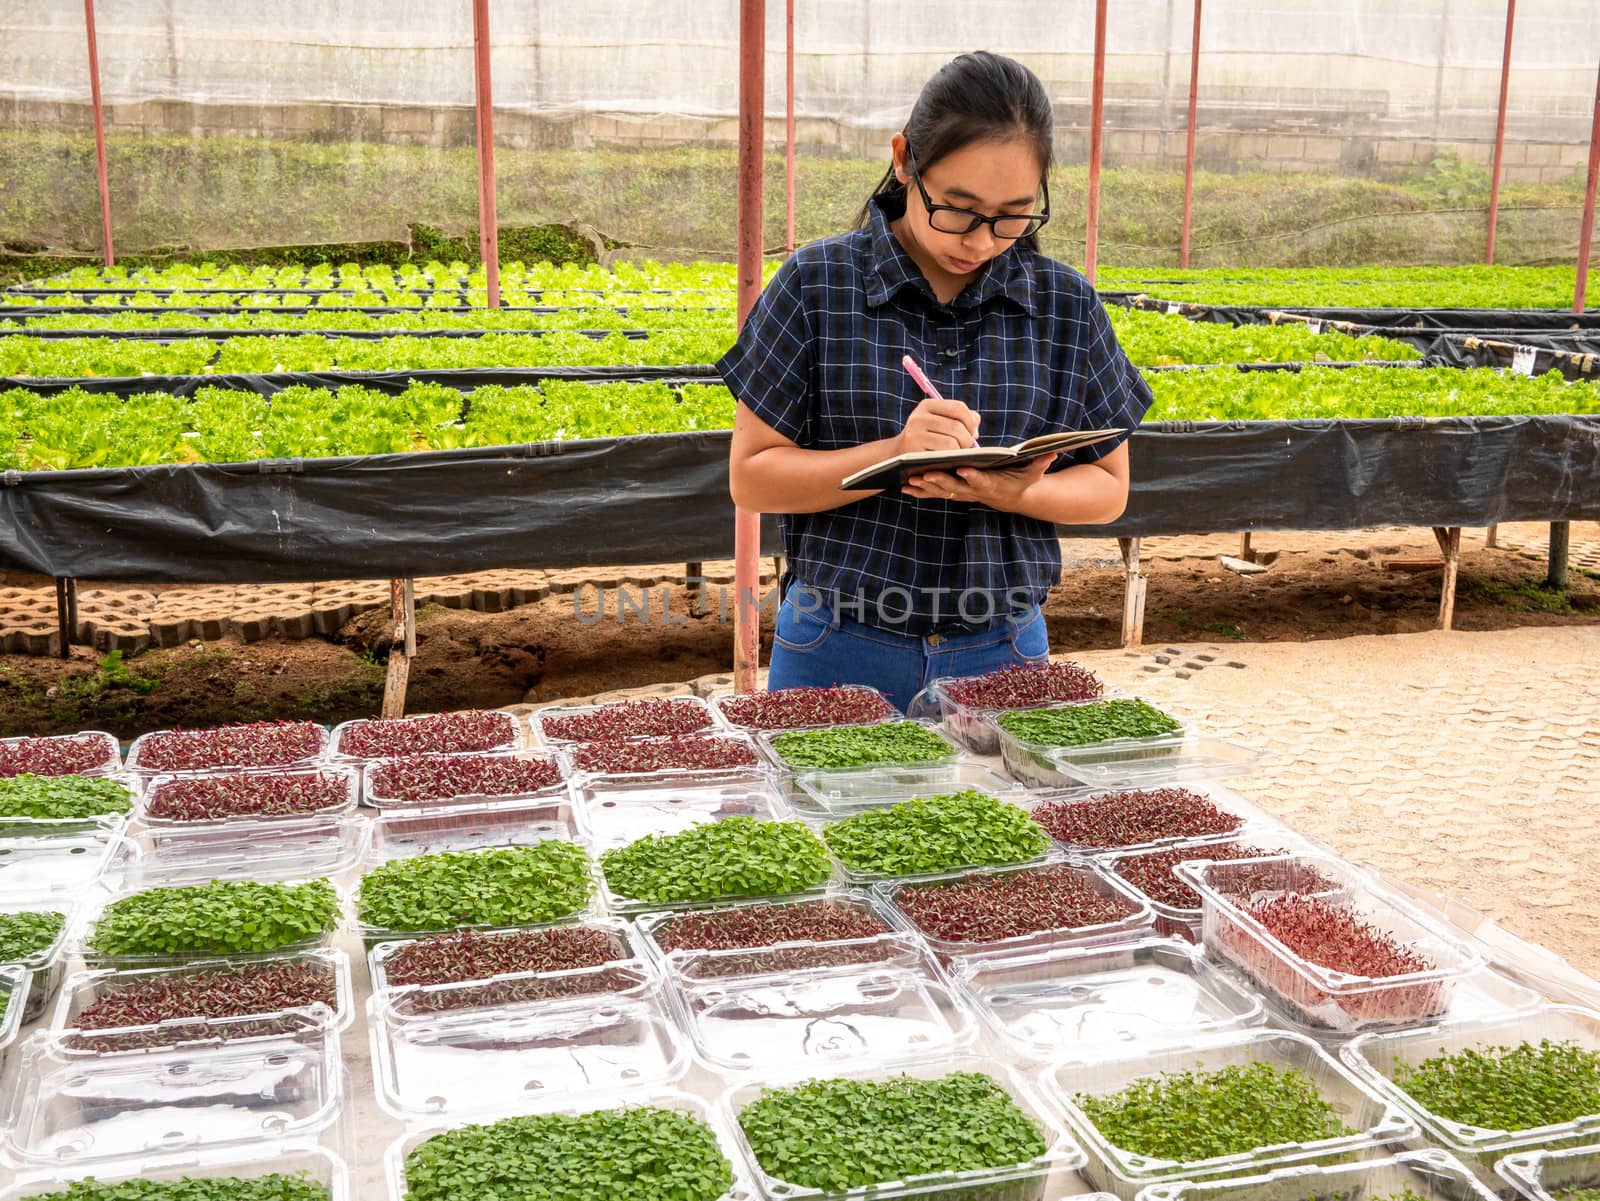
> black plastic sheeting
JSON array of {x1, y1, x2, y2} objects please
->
[
  {"x1": 1119, "y1": 296, "x2": 1600, "y2": 332},
  {"x1": 1426, "y1": 334, "x2": 1600, "y2": 381},
  {"x1": 1, "y1": 416, "x2": 1594, "y2": 584}
]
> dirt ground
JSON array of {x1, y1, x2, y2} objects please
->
[{"x1": 0, "y1": 525, "x2": 1594, "y2": 738}]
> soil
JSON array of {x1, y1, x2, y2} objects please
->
[{"x1": 0, "y1": 527, "x2": 1594, "y2": 738}]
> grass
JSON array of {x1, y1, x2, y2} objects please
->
[{"x1": 1466, "y1": 576, "x2": 1578, "y2": 614}]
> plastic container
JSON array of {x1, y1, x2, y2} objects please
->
[
  {"x1": 1138, "y1": 1150, "x2": 1503, "y2": 1201},
  {"x1": 129, "y1": 814, "x2": 371, "y2": 883},
  {"x1": 137, "y1": 766, "x2": 360, "y2": 830},
  {"x1": 1343, "y1": 1006, "x2": 1600, "y2": 1188},
  {"x1": 1498, "y1": 1143, "x2": 1600, "y2": 1201},
  {"x1": 572, "y1": 772, "x2": 794, "y2": 850},
  {"x1": 1177, "y1": 852, "x2": 1484, "y2": 1034},
  {"x1": 367, "y1": 796, "x2": 581, "y2": 861},
  {"x1": 792, "y1": 762, "x2": 1026, "y2": 818},
  {"x1": 367, "y1": 985, "x2": 688, "y2": 1120},
  {"x1": 328, "y1": 709, "x2": 521, "y2": 763},
  {"x1": 984, "y1": 700, "x2": 1185, "y2": 790},
  {"x1": 0, "y1": 1142, "x2": 352, "y2": 1201},
  {"x1": 633, "y1": 888, "x2": 922, "y2": 984},
  {"x1": 386, "y1": 1091, "x2": 751, "y2": 1201},
  {"x1": 2, "y1": 1009, "x2": 343, "y2": 1166},
  {"x1": 1042, "y1": 736, "x2": 1263, "y2": 790},
  {"x1": 875, "y1": 859, "x2": 1155, "y2": 961},
  {"x1": 0, "y1": 825, "x2": 136, "y2": 903},
  {"x1": 0, "y1": 730, "x2": 121, "y2": 778},
  {"x1": 53, "y1": 947, "x2": 356, "y2": 1039},
  {"x1": 911, "y1": 669, "x2": 1110, "y2": 755},
  {"x1": 1047, "y1": 1029, "x2": 1415, "y2": 1198},
  {"x1": 0, "y1": 897, "x2": 75, "y2": 1023},
  {"x1": 1024, "y1": 781, "x2": 1282, "y2": 860},
  {"x1": 361, "y1": 749, "x2": 567, "y2": 810},
  {"x1": 559, "y1": 730, "x2": 768, "y2": 786},
  {"x1": 722, "y1": 1054, "x2": 1083, "y2": 1201},
  {"x1": 0, "y1": 771, "x2": 138, "y2": 840},
  {"x1": 710, "y1": 683, "x2": 899, "y2": 733},
  {"x1": 0, "y1": 963, "x2": 28, "y2": 1064},
  {"x1": 531, "y1": 694, "x2": 717, "y2": 746},
  {"x1": 753, "y1": 718, "x2": 963, "y2": 789},
  {"x1": 126, "y1": 722, "x2": 329, "y2": 776},
  {"x1": 953, "y1": 937, "x2": 1265, "y2": 1063}
]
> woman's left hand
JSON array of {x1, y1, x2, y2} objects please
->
[{"x1": 902, "y1": 453, "x2": 1058, "y2": 513}]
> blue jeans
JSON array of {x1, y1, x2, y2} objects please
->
[{"x1": 766, "y1": 592, "x2": 1050, "y2": 714}]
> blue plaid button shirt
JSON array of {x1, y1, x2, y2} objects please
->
[{"x1": 717, "y1": 192, "x2": 1153, "y2": 635}]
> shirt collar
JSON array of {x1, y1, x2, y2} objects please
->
[{"x1": 862, "y1": 191, "x2": 1039, "y2": 318}]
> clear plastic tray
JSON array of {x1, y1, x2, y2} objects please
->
[
  {"x1": 0, "y1": 1142, "x2": 352, "y2": 1201},
  {"x1": 386, "y1": 1090, "x2": 751, "y2": 1201},
  {"x1": 911, "y1": 669, "x2": 1111, "y2": 755},
  {"x1": 126, "y1": 721, "x2": 330, "y2": 776},
  {"x1": 1024, "y1": 780, "x2": 1283, "y2": 859},
  {"x1": 633, "y1": 888, "x2": 923, "y2": 984},
  {"x1": 709, "y1": 683, "x2": 900, "y2": 733},
  {"x1": 752, "y1": 718, "x2": 963, "y2": 787},
  {"x1": 128, "y1": 813, "x2": 371, "y2": 883},
  {"x1": 1047, "y1": 1028, "x2": 1414, "y2": 1195},
  {"x1": 559, "y1": 730, "x2": 769, "y2": 786},
  {"x1": 0, "y1": 962, "x2": 27, "y2": 1061},
  {"x1": 137, "y1": 766, "x2": 360, "y2": 829},
  {"x1": 531, "y1": 694, "x2": 717, "y2": 746},
  {"x1": 1498, "y1": 1143, "x2": 1600, "y2": 1201},
  {"x1": 722, "y1": 1054, "x2": 1083, "y2": 1201},
  {"x1": 791, "y1": 762, "x2": 1027, "y2": 817},
  {"x1": 1138, "y1": 1149, "x2": 1503, "y2": 1201},
  {"x1": 1177, "y1": 852, "x2": 1485, "y2": 1034},
  {"x1": 1044, "y1": 736, "x2": 1263, "y2": 790},
  {"x1": 875, "y1": 858, "x2": 1155, "y2": 961},
  {"x1": 985, "y1": 699, "x2": 1188, "y2": 791},
  {"x1": 572, "y1": 772, "x2": 794, "y2": 850},
  {"x1": 0, "y1": 825, "x2": 136, "y2": 903},
  {"x1": 675, "y1": 957, "x2": 976, "y2": 1075},
  {"x1": 1, "y1": 896, "x2": 75, "y2": 1023},
  {"x1": 366, "y1": 986, "x2": 688, "y2": 1120},
  {"x1": 327, "y1": 709, "x2": 521, "y2": 763},
  {"x1": 0, "y1": 771, "x2": 138, "y2": 840},
  {"x1": 0, "y1": 730, "x2": 122, "y2": 778},
  {"x1": 367, "y1": 796, "x2": 580, "y2": 861},
  {"x1": 53, "y1": 947, "x2": 356, "y2": 1038},
  {"x1": 1342, "y1": 1006, "x2": 1600, "y2": 1182},
  {"x1": 952, "y1": 937, "x2": 1266, "y2": 1063},
  {"x1": 2, "y1": 1009, "x2": 343, "y2": 1165},
  {"x1": 355, "y1": 856, "x2": 602, "y2": 950},
  {"x1": 360, "y1": 749, "x2": 567, "y2": 810}
]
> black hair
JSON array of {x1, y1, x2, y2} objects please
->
[{"x1": 858, "y1": 51, "x2": 1054, "y2": 253}]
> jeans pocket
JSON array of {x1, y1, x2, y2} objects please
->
[
  {"x1": 773, "y1": 597, "x2": 834, "y2": 653},
  {"x1": 1006, "y1": 608, "x2": 1050, "y2": 665}
]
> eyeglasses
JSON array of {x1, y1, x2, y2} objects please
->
[{"x1": 905, "y1": 146, "x2": 1050, "y2": 240}]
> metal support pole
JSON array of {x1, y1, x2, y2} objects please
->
[
  {"x1": 83, "y1": 0, "x2": 113, "y2": 267},
  {"x1": 1084, "y1": 0, "x2": 1108, "y2": 284},
  {"x1": 733, "y1": 0, "x2": 766, "y2": 693},
  {"x1": 1576, "y1": 62, "x2": 1600, "y2": 314},
  {"x1": 1179, "y1": 0, "x2": 1201, "y2": 269},
  {"x1": 785, "y1": 0, "x2": 796, "y2": 254},
  {"x1": 472, "y1": 0, "x2": 502, "y2": 308},
  {"x1": 1547, "y1": 521, "x2": 1570, "y2": 590},
  {"x1": 1485, "y1": 0, "x2": 1515, "y2": 264},
  {"x1": 54, "y1": 578, "x2": 72, "y2": 659}
]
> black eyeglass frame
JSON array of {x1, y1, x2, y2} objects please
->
[{"x1": 903, "y1": 145, "x2": 1051, "y2": 240}]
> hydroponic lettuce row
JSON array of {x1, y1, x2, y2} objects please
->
[
  {"x1": 1097, "y1": 263, "x2": 1597, "y2": 310},
  {"x1": 650, "y1": 899, "x2": 898, "y2": 976},
  {"x1": 822, "y1": 790, "x2": 1052, "y2": 876},
  {"x1": 1389, "y1": 1038, "x2": 1600, "y2": 1132},
  {"x1": 0, "y1": 732, "x2": 115, "y2": 777},
  {"x1": 539, "y1": 697, "x2": 713, "y2": 743},
  {"x1": 402, "y1": 1105, "x2": 735, "y2": 1201},
  {"x1": 893, "y1": 864, "x2": 1137, "y2": 944},
  {"x1": 24, "y1": 1177, "x2": 331, "y2": 1201},
  {"x1": 568, "y1": 733, "x2": 758, "y2": 775},
  {"x1": 996, "y1": 699, "x2": 1182, "y2": 746},
  {"x1": 133, "y1": 721, "x2": 325, "y2": 772},
  {"x1": 1031, "y1": 787, "x2": 1245, "y2": 850},
  {"x1": 769, "y1": 721, "x2": 955, "y2": 770},
  {"x1": 738, "y1": 1071, "x2": 1048, "y2": 1192},
  {"x1": 0, "y1": 773, "x2": 133, "y2": 819},
  {"x1": 940, "y1": 662, "x2": 1105, "y2": 709},
  {"x1": 1075, "y1": 1060, "x2": 1356, "y2": 1161},
  {"x1": 600, "y1": 816, "x2": 832, "y2": 905},
  {"x1": 367, "y1": 753, "x2": 563, "y2": 803},
  {"x1": 0, "y1": 909, "x2": 66, "y2": 961},
  {"x1": 715, "y1": 685, "x2": 896, "y2": 730},
  {"x1": 87, "y1": 880, "x2": 341, "y2": 957},
  {"x1": 336, "y1": 709, "x2": 517, "y2": 759},
  {"x1": 143, "y1": 771, "x2": 349, "y2": 821},
  {"x1": 72, "y1": 959, "x2": 338, "y2": 1032},
  {"x1": 357, "y1": 842, "x2": 593, "y2": 933}
]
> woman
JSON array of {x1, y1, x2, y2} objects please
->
[{"x1": 719, "y1": 51, "x2": 1152, "y2": 711}]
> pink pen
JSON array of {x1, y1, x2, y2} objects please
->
[{"x1": 902, "y1": 354, "x2": 977, "y2": 448}]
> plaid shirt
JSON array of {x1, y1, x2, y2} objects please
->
[{"x1": 717, "y1": 192, "x2": 1153, "y2": 634}]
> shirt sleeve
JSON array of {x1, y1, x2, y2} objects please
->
[
  {"x1": 714, "y1": 259, "x2": 814, "y2": 445},
  {"x1": 1061, "y1": 291, "x2": 1154, "y2": 467}
]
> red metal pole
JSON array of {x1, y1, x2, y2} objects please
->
[
  {"x1": 785, "y1": 0, "x2": 796, "y2": 253},
  {"x1": 472, "y1": 0, "x2": 501, "y2": 307},
  {"x1": 1576, "y1": 61, "x2": 1600, "y2": 314},
  {"x1": 1486, "y1": 0, "x2": 1516, "y2": 265},
  {"x1": 1084, "y1": 0, "x2": 1108, "y2": 284},
  {"x1": 1179, "y1": 0, "x2": 1201, "y2": 269},
  {"x1": 733, "y1": 0, "x2": 766, "y2": 691},
  {"x1": 83, "y1": 0, "x2": 113, "y2": 267}
]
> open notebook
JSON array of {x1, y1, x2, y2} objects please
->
[{"x1": 840, "y1": 428, "x2": 1125, "y2": 492}]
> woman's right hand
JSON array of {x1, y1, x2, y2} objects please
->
[{"x1": 895, "y1": 397, "x2": 981, "y2": 454}]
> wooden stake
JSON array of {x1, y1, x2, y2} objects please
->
[
  {"x1": 1547, "y1": 520, "x2": 1570, "y2": 590},
  {"x1": 1433, "y1": 527, "x2": 1461, "y2": 630},
  {"x1": 1118, "y1": 536, "x2": 1147, "y2": 647},
  {"x1": 381, "y1": 577, "x2": 415, "y2": 717}
]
